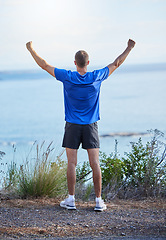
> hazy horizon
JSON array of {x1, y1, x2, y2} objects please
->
[{"x1": 0, "y1": 62, "x2": 166, "y2": 76}]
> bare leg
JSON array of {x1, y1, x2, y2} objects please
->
[
  {"x1": 66, "y1": 148, "x2": 77, "y2": 195},
  {"x1": 87, "y1": 148, "x2": 101, "y2": 198}
]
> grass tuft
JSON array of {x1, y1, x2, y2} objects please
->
[{"x1": 4, "y1": 141, "x2": 67, "y2": 198}]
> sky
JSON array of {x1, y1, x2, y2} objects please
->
[{"x1": 0, "y1": 0, "x2": 166, "y2": 71}]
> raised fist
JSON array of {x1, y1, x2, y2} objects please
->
[
  {"x1": 26, "y1": 41, "x2": 33, "y2": 51},
  {"x1": 128, "y1": 39, "x2": 135, "y2": 49}
]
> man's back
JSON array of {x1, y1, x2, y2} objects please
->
[{"x1": 54, "y1": 67, "x2": 109, "y2": 124}]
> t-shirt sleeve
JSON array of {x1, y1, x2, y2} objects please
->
[
  {"x1": 93, "y1": 67, "x2": 109, "y2": 82},
  {"x1": 54, "y1": 68, "x2": 70, "y2": 82}
]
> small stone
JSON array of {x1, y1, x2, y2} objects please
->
[
  {"x1": 38, "y1": 229, "x2": 46, "y2": 234},
  {"x1": 121, "y1": 232, "x2": 126, "y2": 236}
]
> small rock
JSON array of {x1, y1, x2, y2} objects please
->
[
  {"x1": 121, "y1": 232, "x2": 126, "y2": 236},
  {"x1": 38, "y1": 229, "x2": 46, "y2": 234}
]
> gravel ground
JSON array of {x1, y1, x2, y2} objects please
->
[{"x1": 0, "y1": 197, "x2": 166, "y2": 239}]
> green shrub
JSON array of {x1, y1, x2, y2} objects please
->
[
  {"x1": 100, "y1": 152, "x2": 125, "y2": 186},
  {"x1": 75, "y1": 161, "x2": 94, "y2": 200},
  {"x1": 122, "y1": 129, "x2": 166, "y2": 198},
  {"x1": 100, "y1": 151, "x2": 125, "y2": 198},
  {"x1": 99, "y1": 139, "x2": 127, "y2": 199},
  {"x1": 76, "y1": 161, "x2": 91, "y2": 183}
]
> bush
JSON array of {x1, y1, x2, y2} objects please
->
[
  {"x1": 76, "y1": 161, "x2": 91, "y2": 183},
  {"x1": 4, "y1": 141, "x2": 67, "y2": 198},
  {"x1": 100, "y1": 140, "x2": 126, "y2": 199},
  {"x1": 122, "y1": 129, "x2": 166, "y2": 198},
  {"x1": 75, "y1": 161, "x2": 94, "y2": 201}
]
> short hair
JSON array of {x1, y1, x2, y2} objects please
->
[{"x1": 75, "y1": 50, "x2": 89, "y2": 68}]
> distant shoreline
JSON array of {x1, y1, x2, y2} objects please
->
[
  {"x1": 100, "y1": 132, "x2": 150, "y2": 138},
  {"x1": 0, "y1": 62, "x2": 166, "y2": 81},
  {"x1": 0, "y1": 132, "x2": 151, "y2": 147}
]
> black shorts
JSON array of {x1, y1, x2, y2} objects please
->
[{"x1": 62, "y1": 122, "x2": 100, "y2": 149}]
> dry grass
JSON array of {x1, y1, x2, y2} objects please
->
[{"x1": 4, "y1": 142, "x2": 67, "y2": 198}]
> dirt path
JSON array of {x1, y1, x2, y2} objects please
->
[{"x1": 0, "y1": 197, "x2": 166, "y2": 239}]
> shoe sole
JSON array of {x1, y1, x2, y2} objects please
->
[
  {"x1": 60, "y1": 203, "x2": 76, "y2": 210},
  {"x1": 94, "y1": 206, "x2": 107, "y2": 212}
]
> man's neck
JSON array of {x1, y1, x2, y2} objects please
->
[{"x1": 76, "y1": 66, "x2": 87, "y2": 75}]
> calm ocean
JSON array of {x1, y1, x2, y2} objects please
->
[{"x1": 0, "y1": 63, "x2": 166, "y2": 179}]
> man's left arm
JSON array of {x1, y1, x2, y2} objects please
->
[
  {"x1": 26, "y1": 41, "x2": 55, "y2": 77},
  {"x1": 107, "y1": 39, "x2": 136, "y2": 76}
]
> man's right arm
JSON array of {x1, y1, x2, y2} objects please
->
[
  {"x1": 107, "y1": 39, "x2": 135, "y2": 76},
  {"x1": 26, "y1": 41, "x2": 55, "y2": 77}
]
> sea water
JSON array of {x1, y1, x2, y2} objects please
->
[{"x1": 0, "y1": 64, "x2": 166, "y2": 180}]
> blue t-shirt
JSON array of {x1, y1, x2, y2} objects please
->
[{"x1": 54, "y1": 67, "x2": 109, "y2": 124}]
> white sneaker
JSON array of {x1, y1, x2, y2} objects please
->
[
  {"x1": 94, "y1": 199, "x2": 107, "y2": 212},
  {"x1": 60, "y1": 197, "x2": 76, "y2": 210}
]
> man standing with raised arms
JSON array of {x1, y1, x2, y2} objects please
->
[{"x1": 26, "y1": 39, "x2": 135, "y2": 211}]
